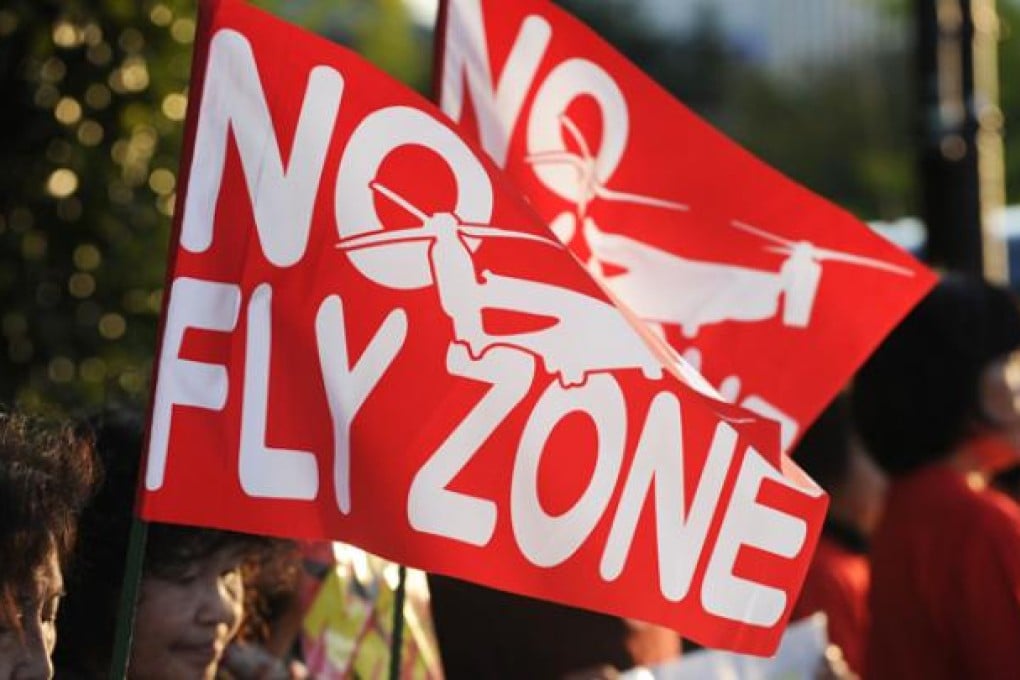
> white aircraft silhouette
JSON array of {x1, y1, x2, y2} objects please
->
[
  {"x1": 584, "y1": 218, "x2": 915, "y2": 338},
  {"x1": 336, "y1": 182, "x2": 665, "y2": 387},
  {"x1": 525, "y1": 113, "x2": 689, "y2": 220}
]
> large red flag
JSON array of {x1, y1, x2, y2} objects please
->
[
  {"x1": 435, "y1": 0, "x2": 936, "y2": 449},
  {"x1": 141, "y1": 0, "x2": 827, "y2": 655}
]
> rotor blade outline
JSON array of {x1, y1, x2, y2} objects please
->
[
  {"x1": 760, "y1": 239, "x2": 915, "y2": 276},
  {"x1": 731, "y1": 220, "x2": 798, "y2": 247},
  {"x1": 524, "y1": 150, "x2": 588, "y2": 172},
  {"x1": 457, "y1": 225, "x2": 564, "y2": 248},
  {"x1": 558, "y1": 112, "x2": 595, "y2": 162},
  {"x1": 336, "y1": 228, "x2": 435, "y2": 251},
  {"x1": 594, "y1": 184, "x2": 689, "y2": 212},
  {"x1": 809, "y1": 248, "x2": 916, "y2": 276},
  {"x1": 526, "y1": 113, "x2": 691, "y2": 213},
  {"x1": 369, "y1": 181, "x2": 429, "y2": 223}
]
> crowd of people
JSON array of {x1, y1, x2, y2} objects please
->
[
  {"x1": 4, "y1": 274, "x2": 1020, "y2": 678},
  {"x1": 789, "y1": 273, "x2": 1020, "y2": 679},
  {"x1": 1, "y1": 410, "x2": 304, "y2": 679}
]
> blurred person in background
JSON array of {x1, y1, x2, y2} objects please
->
[
  {"x1": 53, "y1": 411, "x2": 302, "y2": 680},
  {"x1": 992, "y1": 463, "x2": 1020, "y2": 504},
  {"x1": 852, "y1": 275, "x2": 1020, "y2": 680},
  {"x1": 0, "y1": 410, "x2": 96, "y2": 680},
  {"x1": 429, "y1": 575, "x2": 679, "y2": 678},
  {"x1": 790, "y1": 393, "x2": 885, "y2": 676}
]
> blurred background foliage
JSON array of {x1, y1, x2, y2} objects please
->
[
  {"x1": 559, "y1": 0, "x2": 919, "y2": 219},
  {"x1": 1, "y1": 0, "x2": 1018, "y2": 414},
  {"x1": 0, "y1": 0, "x2": 425, "y2": 414}
]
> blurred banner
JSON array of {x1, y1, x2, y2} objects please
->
[
  {"x1": 300, "y1": 543, "x2": 442, "y2": 679},
  {"x1": 140, "y1": 0, "x2": 827, "y2": 655},
  {"x1": 435, "y1": 0, "x2": 936, "y2": 451}
]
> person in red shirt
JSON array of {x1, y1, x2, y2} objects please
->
[
  {"x1": 852, "y1": 275, "x2": 1020, "y2": 680},
  {"x1": 791, "y1": 394, "x2": 886, "y2": 675}
]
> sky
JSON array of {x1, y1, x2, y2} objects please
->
[{"x1": 403, "y1": 0, "x2": 439, "y2": 25}]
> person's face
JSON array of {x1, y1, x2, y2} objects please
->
[
  {"x1": 980, "y1": 349, "x2": 1020, "y2": 454},
  {"x1": 0, "y1": 547, "x2": 62, "y2": 680},
  {"x1": 841, "y1": 442, "x2": 887, "y2": 536},
  {"x1": 128, "y1": 545, "x2": 246, "y2": 680}
]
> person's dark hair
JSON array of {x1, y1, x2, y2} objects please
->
[
  {"x1": 143, "y1": 523, "x2": 288, "y2": 644},
  {"x1": 0, "y1": 409, "x2": 96, "y2": 633},
  {"x1": 852, "y1": 275, "x2": 1020, "y2": 476},
  {"x1": 992, "y1": 463, "x2": 1020, "y2": 501},
  {"x1": 793, "y1": 393, "x2": 854, "y2": 493},
  {"x1": 53, "y1": 410, "x2": 292, "y2": 676}
]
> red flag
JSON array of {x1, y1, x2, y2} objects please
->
[
  {"x1": 141, "y1": 0, "x2": 827, "y2": 655},
  {"x1": 435, "y1": 0, "x2": 936, "y2": 450}
]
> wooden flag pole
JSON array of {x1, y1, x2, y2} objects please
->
[
  {"x1": 388, "y1": 564, "x2": 409, "y2": 680},
  {"x1": 108, "y1": 516, "x2": 148, "y2": 680}
]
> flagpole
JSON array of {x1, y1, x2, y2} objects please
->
[
  {"x1": 108, "y1": 516, "x2": 148, "y2": 680},
  {"x1": 388, "y1": 564, "x2": 408, "y2": 680}
]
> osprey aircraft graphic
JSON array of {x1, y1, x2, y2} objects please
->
[
  {"x1": 584, "y1": 218, "x2": 916, "y2": 338},
  {"x1": 337, "y1": 182, "x2": 665, "y2": 386}
]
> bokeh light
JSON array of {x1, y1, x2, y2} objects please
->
[
  {"x1": 54, "y1": 97, "x2": 83, "y2": 125},
  {"x1": 98, "y1": 313, "x2": 127, "y2": 340},
  {"x1": 52, "y1": 21, "x2": 82, "y2": 49},
  {"x1": 68, "y1": 273, "x2": 96, "y2": 299},
  {"x1": 73, "y1": 244, "x2": 102, "y2": 271},
  {"x1": 148, "y1": 168, "x2": 175, "y2": 195},
  {"x1": 161, "y1": 92, "x2": 187, "y2": 121},
  {"x1": 150, "y1": 4, "x2": 174, "y2": 27},
  {"x1": 46, "y1": 168, "x2": 79, "y2": 198},
  {"x1": 48, "y1": 357, "x2": 75, "y2": 383},
  {"x1": 170, "y1": 18, "x2": 196, "y2": 44},
  {"x1": 77, "y1": 119, "x2": 105, "y2": 146}
]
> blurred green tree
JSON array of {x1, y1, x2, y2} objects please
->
[
  {"x1": 0, "y1": 0, "x2": 426, "y2": 415},
  {"x1": 559, "y1": 0, "x2": 917, "y2": 220},
  {"x1": 251, "y1": 0, "x2": 427, "y2": 91},
  {"x1": 726, "y1": 48, "x2": 916, "y2": 220},
  {"x1": 0, "y1": 0, "x2": 194, "y2": 414}
]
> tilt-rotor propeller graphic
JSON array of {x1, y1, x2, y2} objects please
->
[
  {"x1": 525, "y1": 113, "x2": 688, "y2": 214},
  {"x1": 337, "y1": 182, "x2": 565, "y2": 252},
  {"x1": 731, "y1": 220, "x2": 915, "y2": 276}
]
